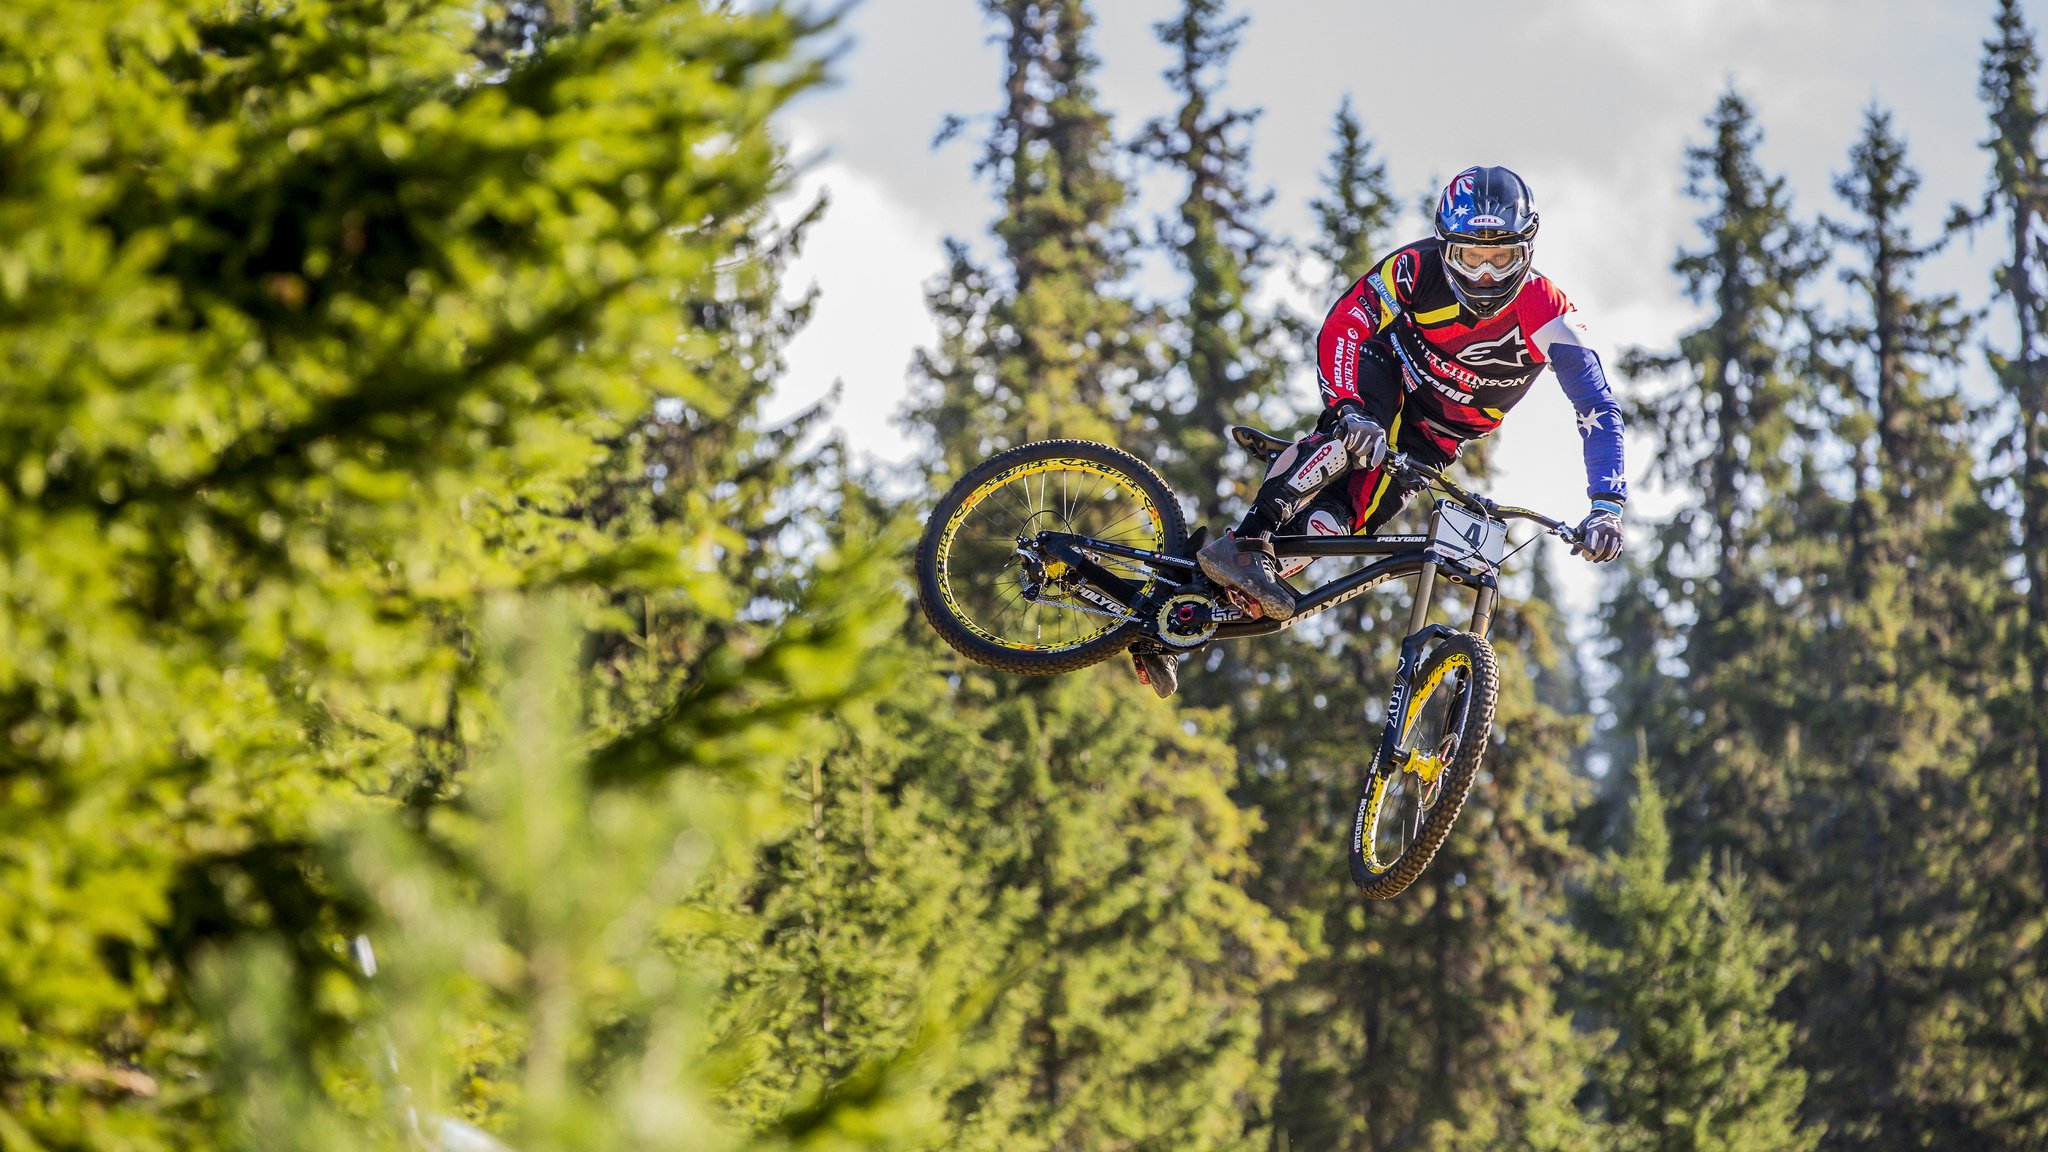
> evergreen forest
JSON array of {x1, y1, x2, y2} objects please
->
[{"x1": 1, "y1": 1, "x2": 2045, "y2": 1150}]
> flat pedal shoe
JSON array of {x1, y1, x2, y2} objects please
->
[
  {"x1": 1196, "y1": 532, "x2": 1296, "y2": 621},
  {"x1": 1131, "y1": 648, "x2": 1179, "y2": 699}
]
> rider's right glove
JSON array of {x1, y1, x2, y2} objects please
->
[
  {"x1": 1575, "y1": 501, "x2": 1624, "y2": 563},
  {"x1": 1332, "y1": 405, "x2": 1388, "y2": 471}
]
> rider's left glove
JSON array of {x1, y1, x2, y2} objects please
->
[
  {"x1": 1333, "y1": 407, "x2": 1388, "y2": 471},
  {"x1": 1575, "y1": 501, "x2": 1623, "y2": 563}
]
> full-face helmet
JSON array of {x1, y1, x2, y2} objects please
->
[{"x1": 1433, "y1": 165, "x2": 1539, "y2": 319}]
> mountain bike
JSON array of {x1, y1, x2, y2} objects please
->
[{"x1": 914, "y1": 428, "x2": 1586, "y2": 899}]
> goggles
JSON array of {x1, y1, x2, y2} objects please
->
[{"x1": 1446, "y1": 241, "x2": 1530, "y2": 282}]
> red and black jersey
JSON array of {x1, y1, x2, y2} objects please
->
[{"x1": 1316, "y1": 237, "x2": 1627, "y2": 504}]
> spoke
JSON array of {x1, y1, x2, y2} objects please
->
[
  {"x1": 985, "y1": 578, "x2": 1031, "y2": 623},
  {"x1": 1000, "y1": 482, "x2": 1040, "y2": 534},
  {"x1": 1002, "y1": 477, "x2": 1044, "y2": 532},
  {"x1": 1089, "y1": 503, "x2": 1149, "y2": 541}
]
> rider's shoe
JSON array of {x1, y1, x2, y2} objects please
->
[
  {"x1": 1131, "y1": 647, "x2": 1179, "y2": 699},
  {"x1": 1197, "y1": 532, "x2": 1297, "y2": 621}
]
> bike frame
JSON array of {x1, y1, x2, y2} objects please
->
[
  {"x1": 1035, "y1": 529, "x2": 1498, "y2": 639},
  {"x1": 1030, "y1": 452, "x2": 1578, "y2": 777},
  {"x1": 1036, "y1": 520, "x2": 1496, "y2": 767}
]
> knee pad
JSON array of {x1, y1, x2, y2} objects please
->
[{"x1": 1251, "y1": 433, "x2": 1352, "y2": 528}]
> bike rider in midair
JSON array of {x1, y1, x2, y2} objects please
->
[{"x1": 1133, "y1": 166, "x2": 1626, "y2": 697}]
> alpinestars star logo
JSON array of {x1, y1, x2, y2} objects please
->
[{"x1": 1456, "y1": 329, "x2": 1530, "y2": 370}]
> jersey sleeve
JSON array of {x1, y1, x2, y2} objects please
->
[
  {"x1": 1531, "y1": 302, "x2": 1627, "y2": 505},
  {"x1": 1316, "y1": 248, "x2": 1414, "y2": 428}
]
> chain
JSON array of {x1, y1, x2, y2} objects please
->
[{"x1": 1030, "y1": 588, "x2": 1142, "y2": 624}]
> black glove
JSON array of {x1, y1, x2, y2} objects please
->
[
  {"x1": 1575, "y1": 502, "x2": 1623, "y2": 563},
  {"x1": 1333, "y1": 407, "x2": 1388, "y2": 471}
]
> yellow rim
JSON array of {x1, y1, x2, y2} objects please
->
[
  {"x1": 1360, "y1": 653, "x2": 1473, "y2": 873},
  {"x1": 934, "y1": 458, "x2": 1166, "y2": 653}
]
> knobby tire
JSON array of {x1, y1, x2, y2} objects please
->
[
  {"x1": 1351, "y1": 632, "x2": 1500, "y2": 899},
  {"x1": 916, "y1": 439, "x2": 1187, "y2": 676}
]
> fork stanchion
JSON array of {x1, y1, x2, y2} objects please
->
[
  {"x1": 1470, "y1": 585, "x2": 1496, "y2": 638},
  {"x1": 1408, "y1": 560, "x2": 1438, "y2": 637}
]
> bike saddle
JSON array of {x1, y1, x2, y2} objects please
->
[{"x1": 1228, "y1": 425, "x2": 1292, "y2": 462}]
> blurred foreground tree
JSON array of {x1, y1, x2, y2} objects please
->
[{"x1": 0, "y1": 0, "x2": 835, "y2": 1144}]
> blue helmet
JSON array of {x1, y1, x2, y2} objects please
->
[{"x1": 1433, "y1": 166, "x2": 1539, "y2": 318}]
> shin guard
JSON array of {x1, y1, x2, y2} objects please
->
[{"x1": 1277, "y1": 507, "x2": 1347, "y2": 578}]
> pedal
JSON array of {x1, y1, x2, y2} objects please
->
[{"x1": 1222, "y1": 587, "x2": 1265, "y2": 621}]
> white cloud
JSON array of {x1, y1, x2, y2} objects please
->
[{"x1": 768, "y1": 149, "x2": 945, "y2": 468}]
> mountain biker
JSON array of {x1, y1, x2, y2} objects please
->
[{"x1": 1132, "y1": 166, "x2": 1626, "y2": 698}]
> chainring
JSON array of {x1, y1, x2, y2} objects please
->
[{"x1": 1156, "y1": 592, "x2": 1221, "y2": 648}]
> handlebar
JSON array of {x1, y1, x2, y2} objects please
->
[{"x1": 1385, "y1": 451, "x2": 1586, "y2": 550}]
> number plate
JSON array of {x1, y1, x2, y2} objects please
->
[{"x1": 1429, "y1": 500, "x2": 1507, "y2": 569}]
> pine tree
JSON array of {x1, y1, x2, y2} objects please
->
[
  {"x1": 917, "y1": 673, "x2": 1298, "y2": 1152},
  {"x1": 1980, "y1": 0, "x2": 2048, "y2": 907},
  {"x1": 1136, "y1": 0, "x2": 1288, "y2": 525},
  {"x1": 901, "y1": 4, "x2": 1297, "y2": 1146},
  {"x1": 1577, "y1": 764, "x2": 1818, "y2": 1152},
  {"x1": 1308, "y1": 97, "x2": 1398, "y2": 298},
  {"x1": 1791, "y1": 106, "x2": 1998, "y2": 1151},
  {"x1": 1610, "y1": 90, "x2": 1823, "y2": 881},
  {"x1": 911, "y1": 0, "x2": 1148, "y2": 479},
  {"x1": 1198, "y1": 95, "x2": 1406, "y2": 1151},
  {"x1": 1311, "y1": 598, "x2": 1598, "y2": 1152},
  {"x1": 1951, "y1": 4, "x2": 2048, "y2": 1143}
]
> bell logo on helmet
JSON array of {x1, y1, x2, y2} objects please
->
[{"x1": 1468, "y1": 214, "x2": 1506, "y2": 228}]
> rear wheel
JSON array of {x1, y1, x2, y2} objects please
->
[
  {"x1": 916, "y1": 439, "x2": 1187, "y2": 676},
  {"x1": 1349, "y1": 632, "x2": 1499, "y2": 899}
]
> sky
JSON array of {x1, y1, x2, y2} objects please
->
[{"x1": 766, "y1": 0, "x2": 2044, "y2": 626}]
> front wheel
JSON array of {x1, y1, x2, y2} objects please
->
[
  {"x1": 1349, "y1": 632, "x2": 1499, "y2": 899},
  {"x1": 916, "y1": 439, "x2": 1187, "y2": 676}
]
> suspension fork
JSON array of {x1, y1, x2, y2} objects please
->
[
  {"x1": 1411, "y1": 557, "x2": 1498, "y2": 639},
  {"x1": 1378, "y1": 559, "x2": 1489, "y2": 773},
  {"x1": 1376, "y1": 622, "x2": 1462, "y2": 772}
]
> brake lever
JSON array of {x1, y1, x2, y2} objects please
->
[{"x1": 1556, "y1": 523, "x2": 1588, "y2": 557}]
